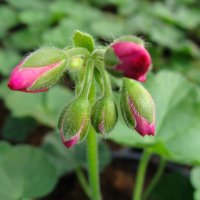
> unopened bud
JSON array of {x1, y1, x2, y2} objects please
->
[
  {"x1": 91, "y1": 96, "x2": 118, "y2": 135},
  {"x1": 8, "y1": 47, "x2": 67, "y2": 92},
  {"x1": 121, "y1": 78, "x2": 155, "y2": 136},
  {"x1": 104, "y1": 36, "x2": 151, "y2": 82},
  {"x1": 58, "y1": 97, "x2": 91, "y2": 148}
]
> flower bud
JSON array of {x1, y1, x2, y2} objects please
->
[
  {"x1": 121, "y1": 78, "x2": 155, "y2": 136},
  {"x1": 58, "y1": 97, "x2": 91, "y2": 148},
  {"x1": 8, "y1": 47, "x2": 67, "y2": 93},
  {"x1": 91, "y1": 96, "x2": 118, "y2": 135},
  {"x1": 104, "y1": 36, "x2": 151, "y2": 82}
]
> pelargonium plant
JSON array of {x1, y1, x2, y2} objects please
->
[{"x1": 8, "y1": 30, "x2": 155, "y2": 200}]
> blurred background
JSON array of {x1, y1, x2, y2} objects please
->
[{"x1": 0, "y1": 0, "x2": 200, "y2": 200}]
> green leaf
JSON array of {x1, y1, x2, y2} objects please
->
[
  {"x1": 190, "y1": 167, "x2": 200, "y2": 189},
  {"x1": 90, "y1": 16, "x2": 125, "y2": 37},
  {"x1": 0, "y1": 6, "x2": 18, "y2": 38},
  {"x1": 194, "y1": 190, "x2": 200, "y2": 200},
  {"x1": 152, "y1": 2, "x2": 200, "y2": 29},
  {"x1": 7, "y1": 29, "x2": 42, "y2": 50},
  {"x1": 0, "y1": 82, "x2": 73, "y2": 127},
  {"x1": 2, "y1": 117, "x2": 37, "y2": 142},
  {"x1": 42, "y1": 132, "x2": 111, "y2": 176},
  {"x1": 42, "y1": 19, "x2": 80, "y2": 47},
  {"x1": 150, "y1": 172, "x2": 193, "y2": 200},
  {"x1": 109, "y1": 71, "x2": 200, "y2": 165},
  {"x1": 19, "y1": 9, "x2": 51, "y2": 26},
  {"x1": 72, "y1": 30, "x2": 95, "y2": 52},
  {"x1": 0, "y1": 49, "x2": 21, "y2": 76},
  {"x1": 0, "y1": 142, "x2": 12, "y2": 161},
  {"x1": 0, "y1": 146, "x2": 58, "y2": 200},
  {"x1": 6, "y1": 0, "x2": 45, "y2": 9}
]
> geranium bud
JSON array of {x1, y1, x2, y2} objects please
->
[
  {"x1": 104, "y1": 36, "x2": 151, "y2": 82},
  {"x1": 58, "y1": 97, "x2": 91, "y2": 148},
  {"x1": 91, "y1": 96, "x2": 118, "y2": 135},
  {"x1": 8, "y1": 47, "x2": 67, "y2": 93},
  {"x1": 121, "y1": 78, "x2": 155, "y2": 136}
]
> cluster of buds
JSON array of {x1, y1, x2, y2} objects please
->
[{"x1": 8, "y1": 30, "x2": 155, "y2": 148}]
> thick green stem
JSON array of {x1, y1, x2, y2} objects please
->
[
  {"x1": 143, "y1": 158, "x2": 166, "y2": 200},
  {"x1": 87, "y1": 126, "x2": 101, "y2": 200},
  {"x1": 79, "y1": 59, "x2": 94, "y2": 99},
  {"x1": 76, "y1": 168, "x2": 91, "y2": 198},
  {"x1": 95, "y1": 61, "x2": 112, "y2": 97},
  {"x1": 133, "y1": 150, "x2": 151, "y2": 200}
]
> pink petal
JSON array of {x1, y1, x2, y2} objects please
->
[
  {"x1": 60, "y1": 118, "x2": 87, "y2": 148},
  {"x1": 128, "y1": 97, "x2": 155, "y2": 136},
  {"x1": 8, "y1": 61, "x2": 61, "y2": 92},
  {"x1": 112, "y1": 42, "x2": 151, "y2": 82}
]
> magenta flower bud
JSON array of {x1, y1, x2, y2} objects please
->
[
  {"x1": 121, "y1": 78, "x2": 155, "y2": 136},
  {"x1": 8, "y1": 47, "x2": 67, "y2": 93},
  {"x1": 58, "y1": 97, "x2": 91, "y2": 148},
  {"x1": 105, "y1": 36, "x2": 152, "y2": 82}
]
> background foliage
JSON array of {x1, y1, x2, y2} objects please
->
[{"x1": 0, "y1": 0, "x2": 200, "y2": 199}]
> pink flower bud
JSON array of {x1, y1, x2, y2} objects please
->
[
  {"x1": 58, "y1": 98, "x2": 91, "y2": 148},
  {"x1": 8, "y1": 47, "x2": 67, "y2": 93},
  {"x1": 121, "y1": 78, "x2": 155, "y2": 136},
  {"x1": 105, "y1": 40, "x2": 152, "y2": 82}
]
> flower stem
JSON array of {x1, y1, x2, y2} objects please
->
[
  {"x1": 79, "y1": 59, "x2": 94, "y2": 99},
  {"x1": 133, "y1": 150, "x2": 151, "y2": 200},
  {"x1": 95, "y1": 61, "x2": 112, "y2": 97},
  {"x1": 143, "y1": 158, "x2": 166, "y2": 200},
  {"x1": 75, "y1": 167, "x2": 91, "y2": 198},
  {"x1": 87, "y1": 126, "x2": 102, "y2": 200}
]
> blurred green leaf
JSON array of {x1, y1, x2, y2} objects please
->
[
  {"x1": 42, "y1": 132, "x2": 111, "y2": 176},
  {"x1": 149, "y1": 22, "x2": 185, "y2": 49},
  {"x1": 0, "y1": 142, "x2": 12, "y2": 160},
  {"x1": 152, "y1": 3, "x2": 200, "y2": 29},
  {"x1": 191, "y1": 167, "x2": 200, "y2": 189},
  {"x1": 0, "y1": 49, "x2": 21, "y2": 76},
  {"x1": 0, "y1": 6, "x2": 18, "y2": 38},
  {"x1": 0, "y1": 145, "x2": 58, "y2": 200},
  {"x1": 6, "y1": 0, "x2": 46, "y2": 9},
  {"x1": 42, "y1": 18, "x2": 80, "y2": 47},
  {"x1": 19, "y1": 9, "x2": 51, "y2": 26},
  {"x1": 150, "y1": 172, "x2": 193, "y2": 200},
  {"x1": 7, "y1": 29, "x2": 42, "y2": 50},
  {"x1": 2, "y1": 116, "x2": 37, "y2": 142},
  {"x1": 90, "y1": 16, "x2": 125, "y2": 38},
  {"x1": 0, "y1": 82, "x2": 73, "y2": 127},
  {"x1": 194, "y1": 190, "x2": 200, "y2": 200},
  {"x1": 109, "y1": 71, "x2": 200, "y2": 165}
]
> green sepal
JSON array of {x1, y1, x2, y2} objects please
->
[
  {"x1": 29, "y1": 60, "x2": 67, "y2": 90},
  {"x1": 72, "y1": 30, "x2": 95, "y2": 53},
  {"x1": 94, "y1": 67, "x2": 104, "y2": 91},
  {"x1": 123, "y1": 78, "x2": 155, "y2": 123},
  {"x1": 91, "y1": 95, "x2": 118, "y2": 135},
  {"x1": 114, "y1": 35, "x2": 145, "y2": 46},
  {"x1": 104, "y1": 47, "x2": 121, "y2": 68},
  {"x1": 58, "y1": 97, "x2": 91, "y2": 142},
  {"x1": 22, "y1": 47, "x2": 67, "y2": 68},
  {"x1": 120, "y1": 85, "x2": 136, "y2": 128}
]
